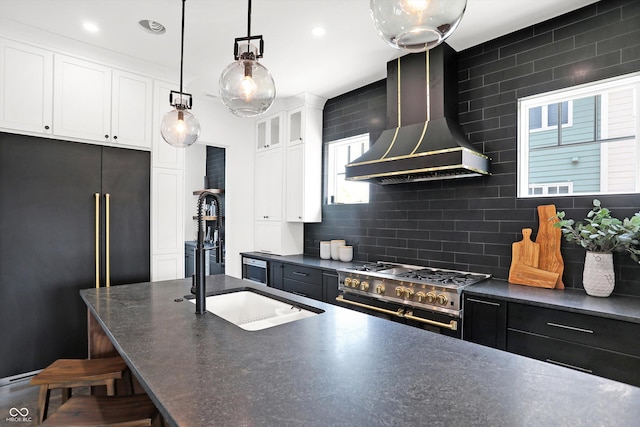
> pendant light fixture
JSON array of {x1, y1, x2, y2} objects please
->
[
  {"x1": 161, "y1": 0, "x2": 201, "y2": 148},
  {"x1": 219, "y1": 0, "x2": 276, "y2": 117},
  {"x1": 370, "y1": 0, "x2": 467, "y2": 52}
]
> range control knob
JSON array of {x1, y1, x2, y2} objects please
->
[
  {"x1": 426, "y1": 292, "x2": 437, "y2": 303},
  {"x1": 360, "y1": 281, "x2": 370, "y2": 291},
  {"x1": 404, "y1": 288, "x2": 414, "y2": 300},
  {"x1": 375, "y1": 285, "x2": 386, "y2": 295},
  {"x1": 344, "y1": 278, "x2": 352, "y2": 287},
  {"x1": 352, "y1": 279, "x2": 360, "y2": 288},
  {"x1": 395, "y1": 287, "x2": 405, "y2": 298},
  {"x1": 416, "y1": 292, "x2": 426, "y2": 303},
  {"x1": 437, "y1": 294, "x2": 449, "y2": 305}
]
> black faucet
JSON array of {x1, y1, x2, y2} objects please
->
[{"x1": 194, "y1": 191, "x2": 221, "y2": 315}]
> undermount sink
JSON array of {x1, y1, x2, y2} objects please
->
[{"x1": 187, "y1": 289, "x2": 320, "y2": 331}]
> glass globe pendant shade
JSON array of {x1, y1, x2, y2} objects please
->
[
  {"x1": 219, "y1": 45, "x2": 276, "y2": 118},
  {"x1": 160, "y1": 107, "x2": 201, "y2": 148},
  {"x1": 370, "y1": 0, "x2": 467, "y2": 52}
]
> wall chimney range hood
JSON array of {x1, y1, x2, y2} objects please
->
[{"x1": 345, "y1": 43, "x2": 490, "y2": 185}]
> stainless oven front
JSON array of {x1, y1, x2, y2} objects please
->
[{"x1": 242, "y1": 257, "x2": 268, "y2": 285}]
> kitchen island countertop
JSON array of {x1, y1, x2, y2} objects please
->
[{"x1": 81, "y1": 275, "x2": 640, "y2": 426}]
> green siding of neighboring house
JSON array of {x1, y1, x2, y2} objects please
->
[{"x1": 529, "y1": 97, "x2": 601, "y2": 192}]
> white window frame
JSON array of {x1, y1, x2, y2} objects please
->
[
  {"x1": 327, "y1": 134, "x2": 370, "y2": 204},
  {"x1": 517, "y1": 71, "x2": 640, "y2": 198}
]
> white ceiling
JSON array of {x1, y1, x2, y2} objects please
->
[{"x1": 0, "y1": 0, "x2": 599, "y2": 100}]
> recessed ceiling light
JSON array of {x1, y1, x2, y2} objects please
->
[
  {"x1": 83, "y1": 22, "x2": 100, "y2": 33},
  {"x1": 138, "y1": 19, "x2": 166, "y2": 35},
  {"x1": 311, "y1": 27, "x2": 326, "y2": 37}
]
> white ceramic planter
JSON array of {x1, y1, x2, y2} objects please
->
[{"x1": 582, "y1": 252, "x2": 615, "y2": 297}]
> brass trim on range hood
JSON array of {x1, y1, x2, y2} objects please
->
[{"x1": 344, "y1": 43, "x2": 490, "y2": 185}]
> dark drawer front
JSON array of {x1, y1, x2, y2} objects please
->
[
  {"x1": 283, "y1": 264, "x2": 322, "y2": 285},
  {"x1": 507, "y1": 330, "x2": 640, "y2": 387},
  {"x1": 283, "y1": 278, "x2": 323, "y2": 301},
  {"x1": 508, "y1": 302, "x2": 639, "y2": 357}
]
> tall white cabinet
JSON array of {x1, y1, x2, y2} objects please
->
[{"x1": 253, "y1": 94, "x2": 325, "y2": 255}]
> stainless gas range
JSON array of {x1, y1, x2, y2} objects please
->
[{"x1": 336, "y1": 262, "x2": 490, "y2": 337}]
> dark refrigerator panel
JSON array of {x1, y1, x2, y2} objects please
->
[{"x1": 0, "y1": 132, "x2": 150, "y2": 379}]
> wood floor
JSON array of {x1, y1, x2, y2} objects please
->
[{"x1": 0, "y1": 376, "x2": 88, "y2": 426}]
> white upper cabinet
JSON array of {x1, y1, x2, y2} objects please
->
[
  {"x1": 287, "y1": 106, "x2": 304, "y2": 146},
  {"x1": 53, "y1": 55, "x2": 112, "y2": 142},
  {"x1": 256, "y1": 112, "x2": 284, "y2": 150},
  {"x1": 111, "y1": 70, "x2": 153, "y2": 149},
  {"x1": 0, "y1": 38, "x2": 53, "y2": 135},
  {"x1": 53, "y1": 55, "x2": 152, "y2": 149}
]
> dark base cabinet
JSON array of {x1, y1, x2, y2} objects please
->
[
  {"x1": 463, "y1": 290, "x2": 640, "y2": 388},
  {"x1": 282, "y1": 264, "x2": 323, "y2": 300},
  {"x1": 269, "y1": 261, "x2": 284, "y2": 290},
  {"x1": 462, "y1": 295, "x2": 506, "y2": 349},
  {"x1": 323, "y1": 272, "x2": 339, "y2": 304}
]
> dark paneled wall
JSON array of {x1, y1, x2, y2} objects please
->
[{"x1": 305, "y1": 0, "x2": 640, "y2": 297}]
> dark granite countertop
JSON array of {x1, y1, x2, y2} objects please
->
[
  {"x1": 466, "y1": 279, "x2": 640, "y2": 324},
  {"x1": 240, "y1": 251, "x2": 360, "y2": 271},
  {"x1": 81, "y1": 276, "x2": 640, "y2": 427}
]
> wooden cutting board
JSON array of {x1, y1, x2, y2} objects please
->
[
  {"x1": 509, "y1": 264, "x2": 559, "y2": 289},
  {"x1": 535, "y1": 205, "x2": 565, "y2": 289},
  {"x1": 510, "y1": 228, "x2": 539, "y2": 267},
  {"x1": 509, "y1": 228, "x2": 540, "y2": 286}
]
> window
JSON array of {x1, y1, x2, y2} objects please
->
[
  {"x1": 518, "y1": 72, "x2": 640, "y2": 198},
  {"x1": 327, "y1": 134, "x2": 370, "y2": 204}
]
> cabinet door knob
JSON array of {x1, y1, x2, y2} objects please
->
[
  {"x1": 113, "y1": 135, "x2": 118, "y2": 140},
  {"x1": 104, "y1": 134, "x2": 109, "y2": 139},
  {"x1": 44, "y1": 125, "x2": 50, "y2": 130}
]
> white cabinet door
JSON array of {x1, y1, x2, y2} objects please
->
[
  {"x1": 111, "y1": 70, "x2": 153, "y2": 149},
  {"x1": 287, "y1": 106, "x2": 304, "y2": 146},
  {"x1": 53, "y1": 55, "x2": 111, "y2": 142},
  {"x1": 255, "y1": 112, "x2": 284, "y2": 150},
  {"x1": 286, "y1": 144, "x2": 304, "y2": 221},
  {"x1": 151, "y1": 167, "x2": 185, "y2": 280},
  {"x1": 254, "y1": 222, "x2": 281, "y2": 254},
  {"x1": 255, "y1": 148, "x2": 283, "y2": 221},
  {"x1": 0, "y1": 38, "x2": 53, "y2": 135}
]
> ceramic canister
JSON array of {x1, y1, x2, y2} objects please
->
[
  {"x1": 339, "y1": 246, "x2": 353, "y2": 262},
  {"x1": 320, "y1": 241, "x2": 331, "y2": 259},
  {"x1": 330, "y1": 240, "x2": 346, "y2": 260}
]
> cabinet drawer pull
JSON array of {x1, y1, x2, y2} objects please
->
[
  {"x1": 466, "y1": 298, "x2": 500, "y2": 306},
  {"x1": 547, "y1": 322, "x2": 594, "y2": 334},
  {"x1": 545, "y1": 359, "x2": 593, "y2": 374},
  {"x1": 292, "y1": 271, "x2": 309, "y2": 277}
]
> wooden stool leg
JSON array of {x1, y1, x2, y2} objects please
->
[
  {"x1": 106, "y1": 379, "x2": 116, "y2": 396},
  {"x1": 128, "y1": 369, "x2": 135, "y2": 395},
  {"x1": 61, "y1": 387, "x2": 72, "y2": 403},
  {"x1": 38, "y1": 385, "x2": 51, "y2": 424}
]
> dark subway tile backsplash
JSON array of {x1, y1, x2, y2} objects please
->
[{"x1": 305, "y1": 0, "x2": 640, "y2": 297}]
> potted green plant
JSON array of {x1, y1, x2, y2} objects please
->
[{"x1": 555, "y1": 199, "x2": 640, "y2": 297}]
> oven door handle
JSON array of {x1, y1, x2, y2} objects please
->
[
  {"x1": 404, "y1": 311, "x2": 458, "y2": 331},
  {"x1": 336, "y1": 295, "x2": 405, "y2": 318}
]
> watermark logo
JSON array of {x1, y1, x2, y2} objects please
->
[{"x1": 6, "y1": 407, "x2": 32, "y2": 423}]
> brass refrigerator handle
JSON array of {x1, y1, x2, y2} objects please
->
[
  {"x1": 404, "y1": 311, "x2": 458, "y2": 331},
  {"x1": 335, "y1": 295, "x2": 405, "y2": 318},
  {"x1": 105, "y1": 193, "x2": 110, "y2": 287},
  {"x1": 94, "y1": 193, "x2": 100, "y2": 288}
]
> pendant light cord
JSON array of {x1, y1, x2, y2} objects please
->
[
  {"x1": 179, "y1": 0, "x2": 186, "y2": 96},
  {"x1": 247, "y1": 0, "x2": 252, "y2": 38}
]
